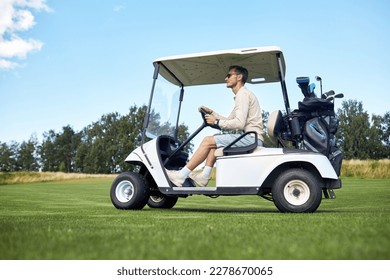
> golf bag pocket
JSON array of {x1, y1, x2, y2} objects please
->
[{"x1": 303, "y1": 117, "x2": 329, "y2": 155}]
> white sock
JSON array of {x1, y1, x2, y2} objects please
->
[
  {"x1": 202, "y1": 166, "x2": 212, "y2": 178},
  {"x1": 179, "y1": 166, "x2": 191, "y2": 179}
]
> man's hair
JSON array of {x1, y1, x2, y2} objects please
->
[{"x1": 229, "y1": 65, "x2": 249, "y2": 84}]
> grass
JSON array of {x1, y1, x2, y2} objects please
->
[{"x1": 0, "y1": 177, "x2": 389, "y2": 260}]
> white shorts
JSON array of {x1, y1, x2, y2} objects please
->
[{"x1": 214, "y1": 133, "x2": 263, "y2": 149}]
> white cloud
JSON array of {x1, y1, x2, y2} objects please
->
[
  {"x1": 0, "y1": 0, "x2": 51, "y2": 70},
  {"x1": 0, "y1": 58, "x2": 18, "y2": 69},
  {"x1": 0, "y1": 36, "x2": 43, "y2": 58},
  {"x1": 11, "y1": 9, "x2": 35, "y2": 31}
]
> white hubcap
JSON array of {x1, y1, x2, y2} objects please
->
[
  {"x1": 116, "y1": 180, "x2": 134, "y2": 203},
  {"x1": 283, "y1": 179, "x2": 310, "y2": 206}
]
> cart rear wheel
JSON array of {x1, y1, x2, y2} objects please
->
[
  {"x1": 272, "y1": 168, "x2": 322, "y2": 213},
  {"x1": 147, "y1": 194, "x2": 178, "y2": 209},
  {"x1": 110, "y1": 172, "x2": 149, "y2": 210}
]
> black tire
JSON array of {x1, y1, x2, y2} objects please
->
[
  {"x1": 110, "y1": 172, "x2": 150, "y2": 210},
  {"x1": 147, "y1": 194, "x2": 178, "y2": 209},
  {"x1": 272, "y1": 168, "x2": 322, "y2": 213}
]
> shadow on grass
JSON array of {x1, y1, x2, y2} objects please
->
[
  {"x1": 164, "y1": 207, "x2": 342, "y2": 214},
  {"x1": 170, "y1": 207, "x2": 280, "y2": 213}
]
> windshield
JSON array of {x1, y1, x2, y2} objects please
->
[
  {"x1": 145, "y1": 74, "x2": 181, "y2": 139},
  {"x1": 143, "y1": 60, "x2": 285, "y2": 152}
]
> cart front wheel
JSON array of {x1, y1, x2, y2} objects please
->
[{"x1": 110, "y1": 172, "x2": 150, "y2": 210}]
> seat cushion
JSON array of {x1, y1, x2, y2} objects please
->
[{"x1": 214, "y1": 146, "x2": 264, "y2": 157}]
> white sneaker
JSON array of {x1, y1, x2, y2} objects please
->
[
  {"x1": 189, "y1": 172, "x2": 209, "y2": 187},
  {"x1": 166, "y1": 169, "x2": 185, "y2": 187}
]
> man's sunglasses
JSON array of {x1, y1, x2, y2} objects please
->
[{"x1": 225, "y1": 73, "x2": 238, "y2": 78}]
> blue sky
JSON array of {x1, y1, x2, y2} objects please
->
[{"x1": 1, "y1": 0, "x2": 389, "y2": 144}]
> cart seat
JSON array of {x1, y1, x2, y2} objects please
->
[
  {"x1": 213, "y1": 131, "x2": 260, "y2": 157},
  {"x1": 215, "y1": 146, "x2": 264, "y2": 157}
]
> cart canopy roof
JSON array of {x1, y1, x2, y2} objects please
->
[{"x1": 154, "y1": 46, "x2": 285, "y2": 87}]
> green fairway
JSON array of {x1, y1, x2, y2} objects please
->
[{"x1": 0, "y1": 177, "x2": 389, "y2": 260}]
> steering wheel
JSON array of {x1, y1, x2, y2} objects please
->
[{"x1": 199, "y1": 108, "x2": 221, "y2": 130}]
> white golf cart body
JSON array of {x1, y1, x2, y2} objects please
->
[
  {"x1": 126, "y1": 47, "x2": 339, "y2": 196},
  {"x1": 127, "y1": 142, "x2": 337, "y2": 194}
]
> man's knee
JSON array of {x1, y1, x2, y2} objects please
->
[{"x1": 202, "y1": 136, "x2": 216, "y2": 148}]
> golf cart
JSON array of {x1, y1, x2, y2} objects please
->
[{"x1": 110, "y1": 46, "x2": 343, "y2": 213}]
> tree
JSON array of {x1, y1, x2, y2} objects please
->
[
  {"x1": 371, "y1": 112, "x2": 390, "y2": 158},
  {"x1": 336, "y1": 100, "x2": 390, "y2": 159},
  {"x1": 383, "y1": 112, "x2": 390, "y2": 146},
  {"x1": 370, "y1": 114, "x2": 388, "y2": 159},
  {"x1": 0, "y1": 142, "x2": 18, "y2": 171},
  {"x1": 337, "y1": 100, "x2": 371, "y2": 159},
  {"x1": 176, "y1": 123, "x2": 192, "y2": 153},
  {"x1": 17, "y1": 135, "x2": 39, "y2": 171},
  {"x1": 383, "y1": 112, "x2": 390, "y2": 158},
  {"x1": 55, "y1": 126, "x2": 78, "y2": 172},
  {"x1": 76, "y1": 106, "x2": 147, "y2": 173},
  {"x1": 39, "y1": 126, "x2": 79, "y2": 172},
  {"x1": 39, "y1": 129, "x2": 58, "y2": 171}
]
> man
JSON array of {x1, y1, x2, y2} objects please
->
[{"x1": 166, "y1": 65, "x2": 263, "y2": 187}]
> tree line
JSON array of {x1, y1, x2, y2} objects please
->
[
  {"x1": 0, "y1": 100, "x2": 389, "y2": 173},
  {"x1": 0, "y1": 105, "x2": 190, "y2": 173}
]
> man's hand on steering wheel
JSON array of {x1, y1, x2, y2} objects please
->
[
  {"x1": 204, "y1": 113, "x2": 216, "y2": 126},
  {"x1": 198, "y1": 106, "x2": 220, "y2": 130},
  {"x1": 198, "y1": 106, "x2": 213, "y2": 114}
]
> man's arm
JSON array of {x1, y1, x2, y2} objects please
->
[{"x1": 217, "y1": 91, "x2": 249, "y2": 130}]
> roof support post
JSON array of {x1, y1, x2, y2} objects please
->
[
  {"x1": 142, "y1": 62, "x2": 160, "y2": 144},
  {"x1": 174, "y1": 86, "x2": 184, "y2": 141},
  {"x1": 276, "y1": 53, "x2": 291, "y2": 115}
]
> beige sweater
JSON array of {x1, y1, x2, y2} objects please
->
[{"x1": 212, "y1": 86, "x2": 264, "y2": 141}]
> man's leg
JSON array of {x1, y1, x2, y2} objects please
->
[
  {"x1": 166, "y1": 135, "x2": 216, "y2": 186},
  {"x1": 187, "y1": 138, "x2": 216, "y2": 187},
  {"x1": 205, "y1": 148, "x2": 217, "y2": 167},
  {"x1": 186, "y1": 136, "x2": 217, "y2": 170}
]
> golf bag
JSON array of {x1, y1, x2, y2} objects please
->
[{"x1": 271, "y1": 77, "x2": 343, "y2": 176}]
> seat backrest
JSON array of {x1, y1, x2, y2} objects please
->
[{"x1": 267, "y1": 110, "x2": 283, "y2": 144}]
